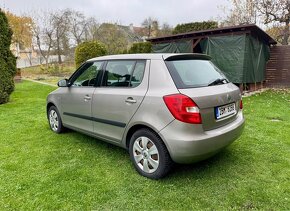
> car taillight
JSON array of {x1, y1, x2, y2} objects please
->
[
  {"x1": 163, "y1": 94, "x2": 202, "y2": 124},
  {"x1": 240, "y1": 100, "x2": 243, "y2": 109}
]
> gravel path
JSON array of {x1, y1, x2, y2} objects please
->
[{"x1": 23, "y1": 78, "x2": 58, "y2": 87}]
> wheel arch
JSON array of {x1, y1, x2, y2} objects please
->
[
  {"x1": 46, "y1": 102, "x2": 60, "y2": 120},
  {"x1": 46, "y1": 102, "x2": 56, "y2": 111},
  {"x1": 125, "y1": 124, "x2": 163, "y2": 149}
]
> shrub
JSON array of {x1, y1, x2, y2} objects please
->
[
  {"x1": 173, "y1": 21, "x2": 218, "y2": 34},
  {"x1": 75, "y1": 41, "x2": 107, "y2": 68},
  {"x1": 128, "y1": 42, "x2": 152, "y2": 54},
  {"x1": 0, "y1": 9, "x2": 17, "y2": 104}
]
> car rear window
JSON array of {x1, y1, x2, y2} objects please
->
[{"x1": 165, "y1": 59, "x2": 228, "y2": 88}]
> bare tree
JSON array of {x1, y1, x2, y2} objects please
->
[
  {"x1": 51, "y1": 9, "x2": 70, "y2": 64},
  {"x1": 66, "y1": 9, "x2": 88, "y2": 45},
  {"x1": 84, "y1": 17, "x2": 99, "y2": 41},
  {"x1": 142, "y1": 17, "x2": 159, "y2": 38},
  {"x1": 158, "y1": 22, "x2": 173, "y2": 37},
  {"x1": 31, "y1": 11, "x2": 54, "y2": 68},
  {"x1": 256, "y1": 0, "x2": 290, "y2": 45},
  {"x1": 221, "y1": 0, "x2": 257, "y2": 26}
]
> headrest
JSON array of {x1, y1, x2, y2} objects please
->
[{"x1": 112, "y1": 65, "x2": 129, "y2": 77}]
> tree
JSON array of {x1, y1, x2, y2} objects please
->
[
  {"x1": 0, "y1": 9, "x2": 17, "y2": 104},
  {"x1": 75, "y1": 41, "x2": 107, "y2": 67},
  {"x1": 83, "y1": 17, "x2": 99, "y2": 41},
  {"x1": 173, "y1": 21, "x2": 218, "y2": 34},
  {"x1": 31, "y1": 11, "x2": 54, "y2": 68},
  {"x1": 266, "y1": 25, "x2": 289, "y2": 44},
  {"x1": 4, "y1": 11, "x2": 33, "y2": 54},
  {"x1": 51, "y1": 9, "x2": 71, "y2": 64},
  {"x1": 158, "y1": 23, "x2": 173, "y2": 37},
  {"x1": 256, "y1": 0, "x2": 290, "y2": 45},
  {"x1": 221, "y1": 0, "x2": 257, "y2": 26},
  {"x1": 142, "y1": 17, "x2": 159, "y2": 38},
  {"x1": 66, "y1": 9, "x2": 88, "y2": 45},
  {"x1": 95, "y1": 23, "x2": 128, "y2": 54}
]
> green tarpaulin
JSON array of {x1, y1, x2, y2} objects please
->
[
  {"x1": 152, "y1": 34, "x2": 270, "y2": 83},
  {"x1": 152, "y1": 39, "x2": 192, "y2": 53},
  {"x1": 200, "y1": 35, "x2": 270, "y2": 83}
]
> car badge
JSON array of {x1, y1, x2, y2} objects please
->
[{"x1": 227, "y1": 94, "x2": 232, "y2": 102}]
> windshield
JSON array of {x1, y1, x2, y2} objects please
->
[{"x1": 165, "y1": 59, "x2": 228, "y2": 89}]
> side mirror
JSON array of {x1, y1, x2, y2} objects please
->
[{"x1": 57, "y1": 79, "x2": 69, "y2": 87}]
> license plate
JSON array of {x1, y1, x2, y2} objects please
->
[{"x1": 215, "y1": 103, "x2": 236, "y2": 119}]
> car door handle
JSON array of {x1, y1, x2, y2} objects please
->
[
  {"x1": 125, "y1": 97, "x2": 137, "y2": 104},
  {"x1": 84, "y1": 95, "x2": 91, "y2": 101}
]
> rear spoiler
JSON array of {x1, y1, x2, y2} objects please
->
[{"x1": 163, "y1": 53, "x2": 211, "y2": 61}]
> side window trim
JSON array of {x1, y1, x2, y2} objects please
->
[
  {"x1": 99, "y1": 60, "x2": 108, "y2": 87},
  {"x1": 128, "y1": 61, "x2": 138, "y2": 86}
]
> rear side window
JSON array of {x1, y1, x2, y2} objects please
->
[
  {"x1": 165, "y1": 59, "x2": 228, "y2": 88},
  {"x1": 102, "y1": 60, "x2": 145, "y2": 87}
]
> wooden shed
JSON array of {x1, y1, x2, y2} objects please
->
[{"x1": 147, "y1": 24, "x2": 277, "y2": 91}]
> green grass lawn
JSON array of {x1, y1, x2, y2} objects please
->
[{"x1": 0, "y1": 81, "x2": 289, "y2": 210}]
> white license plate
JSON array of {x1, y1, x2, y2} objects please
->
[{"x1": 215, "y1": 103, "x2": 236, "y2": 119}]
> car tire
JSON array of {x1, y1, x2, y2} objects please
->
[
  {"x1": 48, "y1": 106, "x2": 65, "y2": 134},
  {"x1": 129, "y1": 128, "x2": 173, "y2": 179}
]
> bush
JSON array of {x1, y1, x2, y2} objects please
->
[
  {"x1": 173, "y1": 21, "x2": 218, "y2": 34},
  {"x1": 0, "y1": 9, "x2": 16, "y2": 104},
  {"x1": 128, "y1": 42, "x2": 152, "y2": 54},
  {"x1": 75, "y1": 41, "x2": 107, "y2": 68}
]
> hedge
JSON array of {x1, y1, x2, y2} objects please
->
[
  {"x1": 75, "y1": 41, "x2": 107, "y2": 68},
  {"x1": 173, "y1": 21, "x2": 218, "y2": 34},
  {"x1": 127, "y1": 42, "x2": 152, "y2": 54},
  {"x1": 0, "y1": 9, "x2": 17, "y2": 104}
]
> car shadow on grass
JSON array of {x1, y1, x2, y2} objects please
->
[
  {"x1": 52, "y1": 128, "x2": 251, "y2": 181},
  {"x1": 166, "y1": 146, "x2": 251, "y2": 181}
]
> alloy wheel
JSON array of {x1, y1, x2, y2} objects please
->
[
  {"x1": 133, "y1": 136, "x2": 159, "y2": 173},
  {"x1": 49, "y1": 109, "x2": 59, "y2": 132}
]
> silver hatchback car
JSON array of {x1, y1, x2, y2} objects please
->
[{"x1": 47, "y1": 53, "x2": 245, "y2": 179}]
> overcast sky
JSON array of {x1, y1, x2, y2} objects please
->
[{"x1": 0, "y1": 0, "x2": 230, "y2": 27}]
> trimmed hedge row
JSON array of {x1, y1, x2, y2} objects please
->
[{"x1": 173, "y1": 21, "x2": 218, "y2": 34}]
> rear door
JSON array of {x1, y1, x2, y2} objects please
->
[
  {"x1": 61, "y1": 61, "x2": 104, "y2": 132},
  {"x1": 91, "y1": 60, "x2": 149, "y2": 142}
]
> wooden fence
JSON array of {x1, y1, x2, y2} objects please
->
[{"x1": 265, "y1": 45, "x2": 290, "y2": 88}]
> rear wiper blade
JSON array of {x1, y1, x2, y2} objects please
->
[{"x1": 208, "y1": 78, "x2": 228, "y2": 86}]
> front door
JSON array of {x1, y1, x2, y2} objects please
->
[
  {"x1": 92, "y1": 60, "x2": 149, "y2": 142},
  {"x1": 61, "y1": 61, "x2": 104, "y2": 133}
]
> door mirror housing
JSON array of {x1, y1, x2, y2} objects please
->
[{"x1": 57, "y1": 79, "x2": 69, "y2": 87}]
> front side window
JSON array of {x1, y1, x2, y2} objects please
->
[
  {"x1": 71, "y1": 61, "x2": 103, "y2": 87},
  {"x1": 102, "y1": 60, "x2": 146, "y2": 87},
  {"x1": 165, "y1": 59, "x2": 228, "y2": 88}
]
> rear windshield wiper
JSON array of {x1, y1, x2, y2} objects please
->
[{"x1": 208, "y1": 78, "x2": 228, "y2": 86}]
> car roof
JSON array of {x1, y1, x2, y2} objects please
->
[{"x1": 87, "y1": 53, "x2": 210, "y2": 62}]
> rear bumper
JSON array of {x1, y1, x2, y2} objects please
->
[{"x1": 158, "y1": 112, "x2": 245, "y2": 163}]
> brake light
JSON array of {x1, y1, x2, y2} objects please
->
[
  {"x1": 163, "y1": 94, "x2": 202, "y2": 124},
  {"x1": 240, "y1": 100, "x2": 243, "y2": 109}
]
